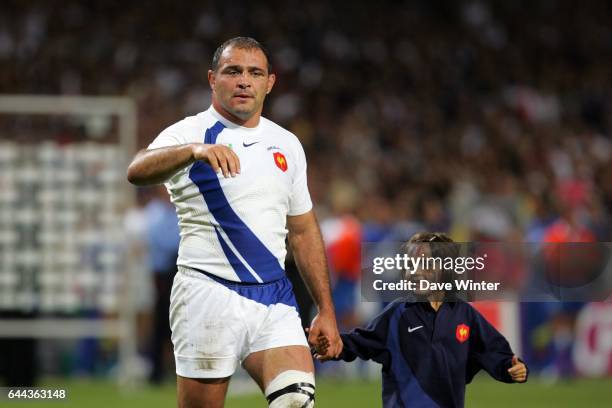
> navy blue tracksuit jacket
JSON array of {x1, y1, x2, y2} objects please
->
[{"x1": 338, "y1": 300, "x2": 525, "y2": 407}]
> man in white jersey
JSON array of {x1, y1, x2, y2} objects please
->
[{"x1": 127, "y1": 37, "x2": 342, "y2": 407}]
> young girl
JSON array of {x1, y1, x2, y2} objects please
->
[{"x1": 315, "y1": 232, "x2": 528, "y2": 408}]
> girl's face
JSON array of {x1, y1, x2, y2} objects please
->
[{"x1": 405, "y1": 243, "x2": 445, "y2": 296}]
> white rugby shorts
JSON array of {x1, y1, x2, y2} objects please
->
[{"x1": 170, "y1": 266, "x2": 308, "y2": 378}]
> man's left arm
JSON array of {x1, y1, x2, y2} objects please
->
[{"x1": 287, "y1": 210, "x2": 342, "y2": 358}]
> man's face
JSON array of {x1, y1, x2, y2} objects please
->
[{"x1": 208, "y1": 46, "x2": 275, "y2": 123}]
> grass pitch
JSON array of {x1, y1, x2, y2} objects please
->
[{"x1": 1, "y1": 376, "x2": 610, "y2": 407}]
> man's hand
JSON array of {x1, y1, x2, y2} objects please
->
[
  {"x1": 508, "y1": 355, "x2": 527, "y2": 383},
  {"x1": 192, "y1": 143, "x2": 241, "y2": 178},
  {"x1": 307, "y1": 312, "x2": 342, "y2": 361},
  {"x1": 305, "y1": 328, "x2": 330, "y2": 358}
]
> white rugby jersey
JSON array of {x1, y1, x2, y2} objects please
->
[{"x1": 148, "y1": 106, "x2": 312, "y2": 283}]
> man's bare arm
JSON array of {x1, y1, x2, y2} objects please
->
[
  {"x1": 287, "y1": 210, "x2": 342, "y2": 357},
  {"x1": 287, "y1": 210, "x2": 333, "y2": 311},
  {"x1": 126, "y1": 143, "x2": 241, "y2": 186}
]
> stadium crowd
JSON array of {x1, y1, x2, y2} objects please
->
[
  {"x1": 2, "y1": 0, "x2": 611, "y2": 242},
  {"x1": 2, "y1": 0, "x2": 611, "y2": 381}
]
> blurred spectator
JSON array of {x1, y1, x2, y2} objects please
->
[
  {"x1": 144, "y1": 185, "x2": 179, "y2": 384},
  {"x1": 321, "y1": 181, "x2": 362, "y2": 330},
  {"x1": 123, "y1": 188, "x2": 155, "y2": 379}
]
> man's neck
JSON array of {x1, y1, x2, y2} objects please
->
[{"x1": 212, "y1": 101, "x2": 260, "y2": 128}]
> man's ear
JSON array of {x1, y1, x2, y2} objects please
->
[
  {"x1": 266, "y1": 73, "x2": 276, "y2": 94},
  {"x1": 208, "y1": 69, "x2": 215, "y2": 90}
]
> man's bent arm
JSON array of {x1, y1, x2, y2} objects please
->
[
  {"x1": 287, "y1": 210, "x2": 334, "y2": 313},
  {"x1": 127, "y1": 143, "x2": 240, "y2": 186},
  {"x1": 127, "y1": 145, "x2": 196, "y2": 186}
]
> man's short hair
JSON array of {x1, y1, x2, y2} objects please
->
[{"x1": 211, "y1": 37, "x2": 272, "y2": 73}]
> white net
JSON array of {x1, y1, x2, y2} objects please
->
[
  {"x1": 0, "y1": 141, "x2": 127, "y2": 313},
  {"x1": 0, "y1": 95, "x2": 139, "y2": 382}
]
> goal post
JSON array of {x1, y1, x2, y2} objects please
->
[{"x1": 0, "y1": 94, "x2": 140, "y2": 385}]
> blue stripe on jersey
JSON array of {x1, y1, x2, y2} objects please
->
[
  {"x1": 189, "y1": 121, "x2": 286, "y2": 283},
  {"x1": 214, "y1": 226, "x2": 258, "y2": 282},
  {"x1": 204, "y1": 121, "x2": 225, "y2": 144},
  {"x1": 387, "y1": 305, "x2": 438, "y2": 408}
]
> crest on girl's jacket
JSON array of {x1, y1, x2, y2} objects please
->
[
  {"x1": 273, "y1": 152, "x2": 288, "y2": 172},
  {"x1": 456, "y1": 323, "x2": 470, "y2": 343}
]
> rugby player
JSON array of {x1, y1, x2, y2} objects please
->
[{"x1": 127, "y1": 37, "x2": 342, "y2": 408}]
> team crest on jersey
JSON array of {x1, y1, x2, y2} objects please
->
[
  {"x1": 273, "y1": 152, "x2": 288, "y2": 172},
  {"x1": 456, "y1": 324, "x2": 470, "y2": 343}
]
